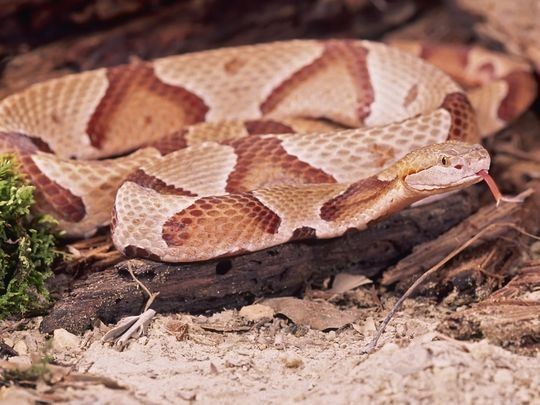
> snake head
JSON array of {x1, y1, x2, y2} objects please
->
[{"x1": 380, "y1": 141, "x2": 491, "y2": 193}]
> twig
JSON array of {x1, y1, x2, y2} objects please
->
[
  {"x1": 101, "y1": 263, "x2": 160, "y2": 349},
  {"x1": 126, "y1": 262, "x2": 160, "y2": 312},
  {"x1": 476, "y1": 247, "x2": 505, "y2": 280},
  {"x1": 364, "y1": 222, "x2": 540, "y2": 353}
]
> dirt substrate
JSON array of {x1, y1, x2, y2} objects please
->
[{"x1": 1, "y1": 294, "x2": 539, "y2": 404}]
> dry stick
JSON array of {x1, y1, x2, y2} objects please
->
[
  {"x1": 101, "y1": 263, "x2": 161, "y2": 349},
  {"x1": 126, "y1": 262, "x2": 160, "y2": 312},
  {"x1": 364, "y1": 222, "x2": 540, "y2": 353}
]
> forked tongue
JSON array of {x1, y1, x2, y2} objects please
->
[{"x1": 476, "y1": 169, "x2": 502, "y2": 206}]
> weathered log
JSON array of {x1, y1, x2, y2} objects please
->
[
  {"x1": 41, "y1": 187, "x2": 481, "y2": 334},
  {"x1": 381, "y1": 190, "x2": 533, "y2": 291},
  {"x1": 437, "y1": 263, "x2": 540, "y2": 355}
]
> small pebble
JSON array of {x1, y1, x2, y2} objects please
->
[
  {"x1": 7, "y1": 355, "x2": 32, "y2": 369},
  {"x1": 283, "y1": 355, "x2": 304, "y2": 369},
  {"x1": 52, "y1": 328, "x2": 81, "y2": 352},
  {"x1": 13, "y1": 340, "x2": 28, "y2": 356},
  {"x1": 493, "y1": 369, "x2": 514, "y2": 385},
  {"x1": 239, "y1": 304, "x2": 274, "y2": 322}
]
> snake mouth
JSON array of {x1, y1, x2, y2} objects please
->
[
  {"x1": 408, "y1": 170, "x2": 503, "y2": 206},
  {"x1": 452, "y1": 173, "x2": 484, "y2": 187},
  {"x1": 407, "y1": 173, "x2": 483, "y2": 192},
  {"x1": 436, "y1": 170, "x2": 502, "y2": 195}
]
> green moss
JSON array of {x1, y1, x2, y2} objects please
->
[{"x1": 0, "y1": 154, "x2": 59, "y2": 318}]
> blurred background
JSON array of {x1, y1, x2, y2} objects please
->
[{"x1": 1, "y1": 0, "x2": 537, "y2": 98}]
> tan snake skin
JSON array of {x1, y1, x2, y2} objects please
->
[{"x1": 0, "y1": 40, "x2": 535, "y2": 262}]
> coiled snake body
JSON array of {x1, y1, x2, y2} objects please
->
[{"x1": 0, "y1": 40, "x2": 535, "y2": 262}]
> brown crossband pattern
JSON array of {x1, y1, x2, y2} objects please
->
[
  {"x1": 87, "y1": 63, "x2": 209, "y2": 151},
  {"x1": 320, "y1": 176, "x2": 390, "y2": 222},
  {"x1": 260, "y1": 40, "x2": 374, "y2": 124},
  {"x1": 225, "y1": 136, "x2": 336, "y2": 193},
  {"x1": 440, "y1": 92, "x2": 478, "y2": 141},
  {"x1": 162, "y1": 192, "x2": 281, "y2": 248},
  {"x1": 127, "y1": 169, "x2": 197, "y2": 197}
]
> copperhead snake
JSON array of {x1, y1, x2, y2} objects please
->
[{"x1": 0, "y1": 40, "x2": 536, "y2": 262}]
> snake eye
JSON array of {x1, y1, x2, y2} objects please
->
[{"x1": 441, "y1": 156, "x2": 450, "y2": 166}]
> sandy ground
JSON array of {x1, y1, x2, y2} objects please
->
[
  {"x1": 0, "y1": 2, "x2": 538, "y2": 404},
  {"x1": 1, "y1": 295, "x2": 539, "y2": 404}
]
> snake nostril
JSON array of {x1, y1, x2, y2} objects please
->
[{"x1": 454, "y1": 164, "x2": 463, "y2": 169}]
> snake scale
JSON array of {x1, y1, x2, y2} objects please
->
[{"x1": 0, "y1": 40, "x2": 536, "y2": 262}]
